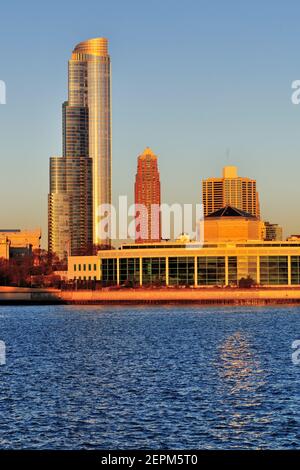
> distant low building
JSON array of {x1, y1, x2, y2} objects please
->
[
  {"x1": 264, "y1": 221, "x2": 283, "y2": 241},
  {"x1": 68, "y1": 238, "x2": 300, "y2": 287},
  {"x1": 287, "y1": 235, "x2": 300, "y2": 242},
  {"x1": 203, "y1": 205, "x2": 264, "y2": 243},
  {"x1": 0, "y1": 229, "x2": 41, "y2": 260},
  {"x1": 0, "y1": 239, "x2": 9, "y2": 259},
  {"x1": 68, "y1": 205, "x2": 298, "y2": 287}
]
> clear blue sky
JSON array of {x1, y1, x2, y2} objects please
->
[{"x1": 1, "y1": 0, "x2": 300, "y2": 244}]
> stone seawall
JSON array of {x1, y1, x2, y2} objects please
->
[
  {"x1": 0, "y1": 287, "x2": 63, "y2": 304},
  {"x1": 2, "y1": 286, "x2": 300, "y2": 306},
  {"x1": 60, "y1": 288, "x2": 300, "y2": 305}
]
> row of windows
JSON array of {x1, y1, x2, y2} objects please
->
[
  {"x1": 142, "y1": 258, "x2": 166, "y2": 285},
  {"x1": 260, "y1": 256, "x2": 288, "y2": 285},
  {"x1": 292, "y1": 256, "x2": 300, "y2": 284},
  {"x1": 198, "y1": 257, "x2": 225, "y2": 285},
  {"x1": 71, "y1": 256, "x2": 300, "y2": 285},
  {"x1": 119, "y1": 258, "x2": 140, "y2": 284},
  {"x1": 121, "y1": 243, "x2": 300, "y2": 250},
  {"x1": 97, "y1": 256, "x2": 300, "y2": 286},
  {"x1": 74, "y1": 263, "x2": 97, "y2": 272},
  {"x1": 74, "y1": 276, "x2": 97, "y2": 281},
  {"x1": 169, "y1": 257, "x2": 194, "y2": 286},
  {"x1": 100, "y1": 257, "x2": 238, "y2": 286}
]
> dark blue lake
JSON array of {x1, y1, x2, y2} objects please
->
[{"x1": 0, "y1": 305, "x2": 300, "y2": 449}]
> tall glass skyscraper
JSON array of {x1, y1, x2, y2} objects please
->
[{"x1": 48, "y1": 38, "x2": 112, "y2": 259}]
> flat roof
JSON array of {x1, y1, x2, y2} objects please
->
[
  {"x1": 119, "y1": 241, "x2": 300, "y2": 250},
  {"x1": 0, "y1": 229, "x2": 20, "y2": 233}
]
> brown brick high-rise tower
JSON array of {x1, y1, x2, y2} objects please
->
[{"x1": 135, "y1": 147, "x2": 161, "y2": 242}]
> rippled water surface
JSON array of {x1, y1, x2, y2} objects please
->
[{"x1": 0, "y1": 305, "x2": 300, "y2": 449}]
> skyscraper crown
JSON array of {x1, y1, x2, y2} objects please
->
[
  {"x1": 140, "y1": 147, "x2": 156, "y2": 159},
  {"x1": 72, "y1": 38, "x2": 109, "y2": 57}
]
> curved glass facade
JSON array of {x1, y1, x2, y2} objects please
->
[
  {"x1": 70, "y1": 38, "x2": 112, "y2": 245},
  {"x1": 49, "y1": 38, "x2": 111, "y2": 259}
]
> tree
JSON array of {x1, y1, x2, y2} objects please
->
[
  {"x1": 0, "y1": 249, "x2": 67, "y2": 288},
  {"x1": 238, "y1": 276, "x2": 255, "y2": 288},
  {"x1": 77, "y1": 243, "x2": 115, "y2": 256}
]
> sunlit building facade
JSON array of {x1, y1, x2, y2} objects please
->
[
  {"x1": 48, "y1": 38, "x2": 112, "y2": 259},
  {"x1": 68, "y1": 241, "x2": 300, "y2": 287},
  {"x1": 202, "y1": 166, "x2": 260, "y2": 218},
  {"x1": 68, "y1": 208, "x2": 300, "y2": 287},
  {"x1": 69, "y1": 38, "x2": 112, "y2": 245},
  {"x1": 135, "y1": 147, "x2": 161, "y2": 242},
  {"x1": 203, "y1": 206, "x2": 264, "y2": 242},
  {"x1": 264, "y1": 221, "x2": 283, "y2": 241},
  {"x1": 0, "y1": 229, "x2": 41, "y2": 260}
]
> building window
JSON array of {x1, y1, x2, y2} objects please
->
[
  {"x1": 78, "y1": 264, "x2": 81, "y2": 271},
  {"x1": 74, "y1": 264, "x2": 77, "y2": 271},
  {"x1": 168, "y1": 257, "x2": 194, "y2": 286},
  {"x1": 119, "y1": 258, "x2": 140, "y2": 286},
  {"x1": 237, "y1": 256, "x2": 257, "y2": 283},
  {"x1": 101, "y1": 259, "x2": 117, "y2": 286},
  {"x1": 260, "y1": 256, "x2": 288, "y2": 285},
  {"x1": 142, "y1": 258, "x2": 166, "y2": 286},
  {"x1": 228, "y1": 257, "x2": 238, "y2": 285},
  {"x1": 88, "y1": 264, "x2": 91, "y2": 271},
  {"x1": 291, "y1": 256, "x2": 300, "y2": 285},
  {"x1": 198, "y1": 257, "x2": 225, "y2": 286}
]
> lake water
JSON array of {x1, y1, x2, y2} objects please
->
[{"x1": 0, "y1": 305, "x2": 300, "y2": 449}]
